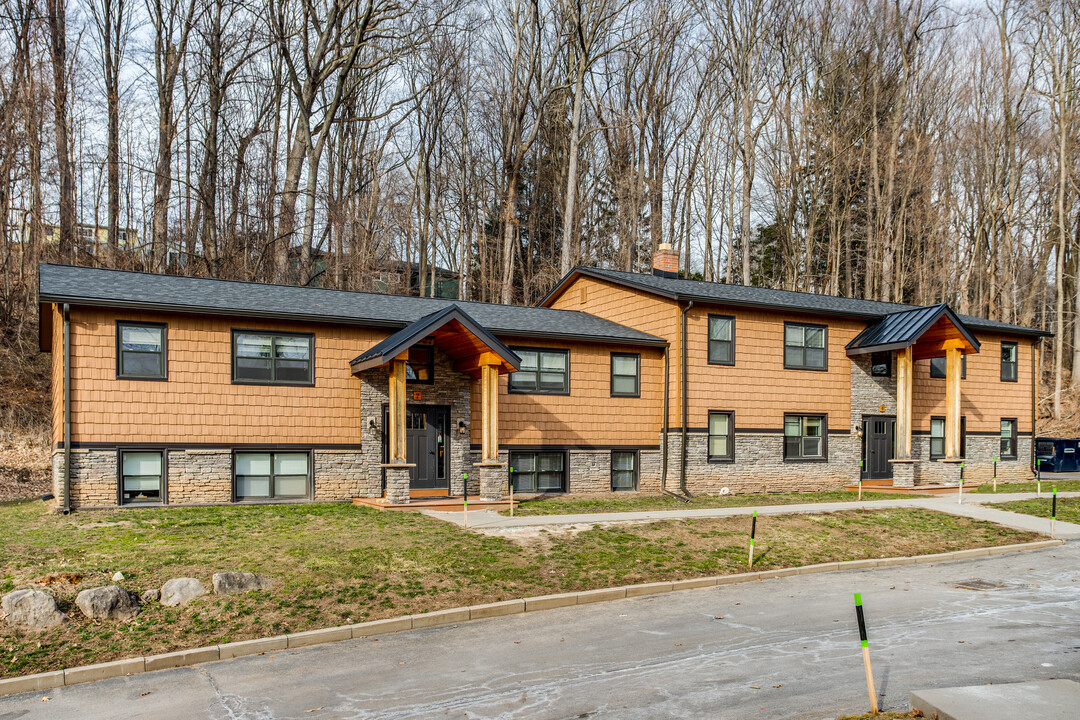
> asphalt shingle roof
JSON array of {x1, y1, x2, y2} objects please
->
[
  {"x1": 37, "y1": 264, "x2": 666, "y2": 347},
  {"x1": 562, "y1": 267, "x2": 1049, "y2": 338}
]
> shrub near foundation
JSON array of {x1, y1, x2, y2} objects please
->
[{"x1": 0, "y1": 500, "x2": 1042, "y2": 679}]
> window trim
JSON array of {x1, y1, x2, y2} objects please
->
[
  {"x1": 783, "y1": 322, "x2": 829, "y2": 371},
  {"x1": 509, "y1": 449, "x2": 569, "y2": 493},
  {"x1": 231, "y1": 329, "x2": 315, "y2": 386},
  {"x1": 1000, "y1": 342, "x2": 1019, "y2": 383},
  {"x1": 610, "y1": 352, "x2": 641, "y2": 398},
  {"x1": 929, "y1": 354, "x2": 967, "y2": 380},
  {"x1": 610, "y1": 450, "x2": 639, "y2": 491},
  {"x1": 782, "y1": 413, "x2": 829, "y2": 462},
  {"x1": 117, "y1": 448, "x2": 167, "y2": 506},
  {"x1": 1000, "y1": 417, "x2": 1018, "y2": 460},
  {"x1": 707, "y1": 314, "x2": 736, "y2": 366},
  {"x1": 707, "y1": 410, "x2": 736, "y2": 463},
  {"x1": 507, "y1": 347, "x2": 571, "y2": 396},
  {"x1": 929, "y1": 416, "x2": 967, "y2": 459},
  {"x1": 116, "y1": 321, "x2": 168, "y2": 381},
  {"x1": 231, "y1": 449, "x2": 314, "y2": 502}
]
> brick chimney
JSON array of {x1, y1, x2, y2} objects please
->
[{"x1": 652, "y1": 243, "x2": 679, "y2": 279}]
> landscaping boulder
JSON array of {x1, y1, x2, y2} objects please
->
[
  {"x1": 1, "y1": 589, "x2": 66, "y2": 631},
  {"x1": 160, "y1": 578, "x2": 206, "y2": 606},
  {"x1": 75, "y1": 585, "x2": 140, "y2": 621},
  {"x1": 212, "y1": 572, "x2": 272, "y2": 595},
  {"x1": 141, "y1": 589, "x2": 160, "y2": 603}
]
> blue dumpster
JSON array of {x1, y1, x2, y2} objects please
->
[{"x1": 1035, "y1": 438, "x2": 1080, "y2": 472}]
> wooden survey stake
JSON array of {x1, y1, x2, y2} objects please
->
[{"x1": 854, "y1": 593, "x2": 878, "y2": 714}]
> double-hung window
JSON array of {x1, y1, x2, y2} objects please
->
[
  {"x1": 929, "y1": 355, "x2": 966, "y2": 379},
  {"x1": 509, "y1": 348, "x2": 569, "y2": 394},
  {"x1": 784, "y1": 323, "x2": 827, "y2": 370},
  {"x1": 708, "y1": 315, "x2": 735, "y2": 365},
  {"x1": 509, "y1": 451, "x2": 566, "y2": 493},
  {"x1": 232, "y1": 331, "x2": 313, "y2": 385},
  {"x1": 784, "y1": 414, "x2": 826, "y2": 460},
  {"x1": 611, "y1": 451, "x2": 637, "y2": 491},
  {"x1": 1000, "y1": 419, "x2": 1017, "y2": 459},
  {"x1": 117, "y1": 322, "x2": 167, "y2": 379},
  {"x1": 708, "y1": 411, "x2": 734, "y2": 462},
  {"x1": 1001, "y1": 342, "x2": 1018, "y2": 382},
  {"x1": 120, "y1": 450, "x2": 164, "y2": 505},
  {"x1": 234, "y1": 451, "x2": 311, "y2": 500},
  {"x1": 610, "y1": 353, "x2": 640, "y2": 397}
]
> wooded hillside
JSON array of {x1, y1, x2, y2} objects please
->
[{"x1": 0, "y1": 0, "x2": 1078, "y2": 436}]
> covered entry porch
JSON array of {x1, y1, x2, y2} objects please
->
[
  {"x1": 350, "y1": 305, "x2": 519, "y2": 506},
  {"x1": 846, "y1": 304, "x2": 980, "y2": 492}
]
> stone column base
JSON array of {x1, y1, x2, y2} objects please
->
[
  {"x1": 938, "y1": 458, "x2": 965, "y2": 486},
  {"x1": 381, "y1": 463, "x2": 415, "y2": 505},
  {"x1": 474, "y1": 462, "x2": 507, "y2": 501},
  {"x1": 889, "y1": 459, "x2": 917, "y2": 488}
]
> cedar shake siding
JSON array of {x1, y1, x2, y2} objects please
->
[{"x1": 41, "y1": 263, "x2": 1048, "y2": 507}]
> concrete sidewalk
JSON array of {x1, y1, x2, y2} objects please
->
[{"x1": 425, "y1": 491, "x2": 1080, "y2": 539}]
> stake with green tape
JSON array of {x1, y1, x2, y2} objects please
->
[
  {"x1": 854, "y1": 593, "x2": 879, "y2": 714},
  {"x1": 509, "y1": 466, "x2": 514, "y2": 517},
  {"x1": 958, "y1": 461, "x2": 964, "y2": 505},
  {"x1": 993, "y1": 456, "x2": 998, "y2": 492},
  {"x1": 1052, "y1": 486, "x2": 1057, "y2": 539},
  {"x1": 747, "y1": 510, "x2": 757, "y2": 568}
]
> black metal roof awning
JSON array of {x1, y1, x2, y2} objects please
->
[
  {"x1": 350, "y1": 305, "x2": 520, "y2": 376},
  {"x1": 846, "y1": 303, "x2": 981, "y2": 356}
]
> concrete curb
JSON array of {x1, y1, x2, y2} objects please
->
[{"x1": 0, "y1": 538, "x2": 1064, "y2": 698}]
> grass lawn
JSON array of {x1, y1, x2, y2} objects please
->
[
  {"x1": 973, "y1": 479, "x2": 1080, "y2": 493},
  {"x1": 0, "y1": 500, "x2": 1041, "y2": 679},
  {"x1": 503, "y1": 489, "x2": 916, "y2": 516},
  {"x1": 993, "y1": 495, "x2": 1080, "y2": 524}
]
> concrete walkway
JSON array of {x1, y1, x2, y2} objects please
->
[{"x1": 425, "y1": 491, "x2": 1080, "y2": 539}]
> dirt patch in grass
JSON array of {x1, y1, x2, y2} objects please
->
[
  {"x1": 504, "y1": 489, "x2": 919, "y2": 516},
  {"x1": 994, "y1": 496, "x2": 1080, "y2": 524},
  {"x1": 0, "y1": 502, "x2": 1041, "y2": 679}
]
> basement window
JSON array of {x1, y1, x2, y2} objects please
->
[
  {"x1": 234, "y1": 452, "x2": 311, "y2": 501},
  {"x1": 120, "y1": 451, "x2": 164, "y2": 505},
  {"x1": 510, "y1": 451, "x2": 566, "y2": 493},
  {"x1": 1000, "y1": 419, "x2": 1017, "y2": 459},
  {"x1": 611, "y1": 451, "x2": 637, "y2": 491},
  {"x1": 784, "y1": 414, "x2": 826, "y2": 460}
]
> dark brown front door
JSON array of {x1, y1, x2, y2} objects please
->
[{"x1": 864, "y1": 416, "x2": 895, "y2": 480}]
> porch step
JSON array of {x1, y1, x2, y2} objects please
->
[
  {"x1": 843, "y1": 482, "x2": 980, "y2": 495},
  {"x1": 353, "y1": 496, "x2": 517, "y2": 512}
]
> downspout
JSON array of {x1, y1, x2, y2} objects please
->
[
  {"x1": 62, "y1": 303, "x2": 71, "y2": 515},
  {"x1": 680, "y1": 300, "x2": 694, "y2": 496},
  {"x1": 1031, "y1": 337, "x2": 1038, "y2": 473},
  {"x1": 661, "y1": 343, "x2": 670, "y2": 492}
]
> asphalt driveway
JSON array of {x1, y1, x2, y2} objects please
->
[{"x1": 1, "y1": 543, "x2": 1078, "y2": 719}]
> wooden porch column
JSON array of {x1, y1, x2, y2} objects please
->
[
  {"x1": 895, "y1": 346, "x2": 913, "y2": 459},
  {"x1": 944, "y1": 343, "x2": 963, "y2": 459},
  {"x1": 480, "y1": 357, "x2": 500, "y2": 463},
  {"x1": 388, "y1": 353, "x2": 408, "y2": 463}
]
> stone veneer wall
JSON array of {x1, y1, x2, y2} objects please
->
[
  {"x1": 167, "y1": 449, "x2": 232, "y2": 504},
  {"x1": 666, "y1": 432, "x2": 859, "y2": 495},
  {"x1": 849, "y1": 355, "x2": 897, "y2": 433},
  {"x1": 910, "y1": 435, "x2": 1033, "y2": 485},
  {"x1": 468, "y1": 448, "x2": 662, "y2": 496}
]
